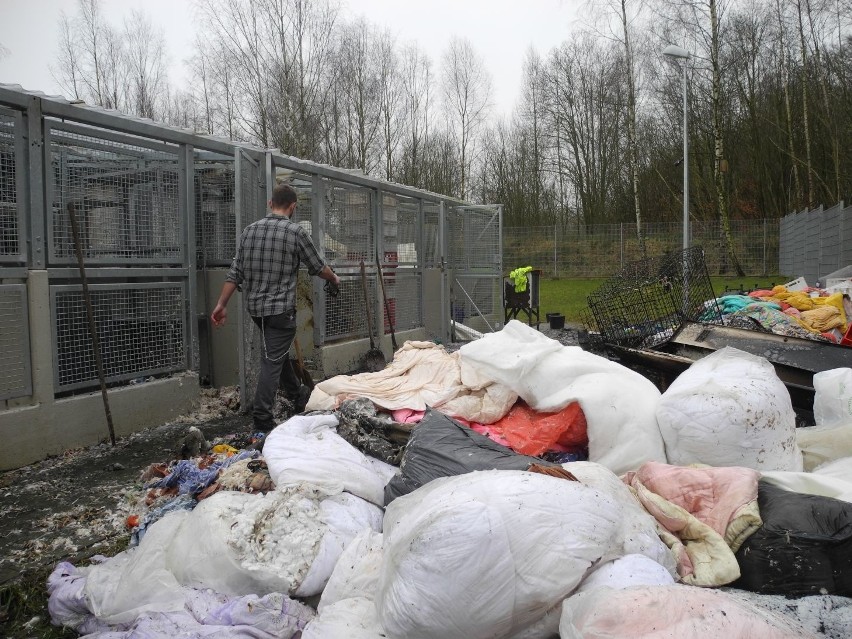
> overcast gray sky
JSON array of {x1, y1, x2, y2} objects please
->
[{"x1": 0, "y1": 0, "x2": 581, "y2": 118}]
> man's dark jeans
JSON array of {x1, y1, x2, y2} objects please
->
[{"x1": 251, "y1": 311, "x2": 301, "y2": 430}]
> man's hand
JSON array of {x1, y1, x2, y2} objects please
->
[
  {"x1": 211, "y1": 303, "x2": 228, "y2": 327},
  {"x1": 324, "y1": 279, "x2": 340, "y2": 298}
]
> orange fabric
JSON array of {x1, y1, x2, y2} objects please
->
[{"x1": 493, "y1": 400, "x2": 587, "y2": 456}]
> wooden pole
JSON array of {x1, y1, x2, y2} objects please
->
[{"x1": 67, "y1": 202, "x2": 116, "y2": 446}]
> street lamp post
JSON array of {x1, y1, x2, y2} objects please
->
[{"x1": 663, "y1": 45, "x2": 691, "y2": 252}]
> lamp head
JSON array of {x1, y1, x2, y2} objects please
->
[{"x1": 663, "y1": 45, "x2": 691, "y2": 60}]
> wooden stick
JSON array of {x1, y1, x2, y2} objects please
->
[{"x1": 67, "y1": 202, "x2": 116, "y2": 446}]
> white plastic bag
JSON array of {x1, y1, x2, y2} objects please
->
[
  {"x1": 84, "y1": 485, "x2": 382, "y2": 623},
  {"x1": 459, "y1": 321, "x2": 666, "y2": 475},
  {"x1": 263, "y1": 414, "x2": 397, "y2": 506},
  {"x1": 797, "y1": 421, "x2": 852, "y2": 470},
  {"x1": 83, "y1": 512, "x2": 187, "y2": 624},
  {"x1": 813, "y1": 368, "x2": 852, "y2": 427},
  {"x1": 319, "y1": 529, "x2": 383, "y2": 611},
  {"x1": 376, "y1": 469, "x2": 666, "y2": 639},
  {"x1": 656, "y1": 347, "x2": 802, "y2": 471},
  {"x1": 562, "y1": 462, "x2": 676, "y2": 575},
  {"x1": 302, "y1": 597, "x2": 386, "y2": 639},
  {"x1": 576, "y1": 555, "x2": 675, "y2": 593},
  {"x1": 559, "y1": 585, "x2": 817, "y2": 638},
  {"x1": 305, "y1": 530, "x2": 387, "y2": 639}
]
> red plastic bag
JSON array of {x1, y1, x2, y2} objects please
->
[{"x1": 495, "y1": 400, "x2": 588, "y2": 456}]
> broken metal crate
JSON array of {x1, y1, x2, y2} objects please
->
[{"x1": 586, "y1": 247, "x2": 722, "y2": 348}]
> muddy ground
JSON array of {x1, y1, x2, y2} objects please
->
[
  {"x1": 0, "y1": 326, "x2": 626, "y2": 636},
  {"x1": 0, "y1": 389, "x2": 249, "y2": 579}
]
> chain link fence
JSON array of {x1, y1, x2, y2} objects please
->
[{"x1": 504, "y1": 219, "x2": 781, "y2": 278}]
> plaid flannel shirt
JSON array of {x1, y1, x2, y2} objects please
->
[{"x1": 226, "y1": 214, "x2": 326, "y2": 317}]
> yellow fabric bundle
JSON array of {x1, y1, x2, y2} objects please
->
[
  {"x1": 775, "y1": 292, "x2": 816, "y2": 310},
  {"x1": 796, "y1": 305, "x2": 845, "y2": 334},
  {"x1": 768, "y1": 288, "x2": 847, "y2": 327}
]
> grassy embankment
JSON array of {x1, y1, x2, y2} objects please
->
[{"x1": 540, "y1": 276, "x2": 788, "y2": 325}]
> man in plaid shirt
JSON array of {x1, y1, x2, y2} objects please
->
[{"x1": 211, "y1": 183, "x2": 340, "y2": 432}]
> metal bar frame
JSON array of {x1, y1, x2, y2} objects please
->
[
  {"x1": 26, "y1": 97, "x2": 47, "y2": 269},
  {"x1": 0, "y1": 107, "x2": 27, "y2": 264},
  {"x1": 183, "y1": 143, "x2": 198, "y2": 372},
  {"x1": 45, "y1": 120, "x2": 185, "y2": 267}
]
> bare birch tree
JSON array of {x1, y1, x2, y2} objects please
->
[
  {"x1": 398, "y1": 44, "x2": 434, "y2": 187},
  {"x1": 440, "y1": 37, "x2": 492, "y2": 199},
  {"x1": 123, "y1": 10, "x2": 167, "y2": 119},
  {"x1": 53, "y1": 13, "x2": 83, "y2": 100}
]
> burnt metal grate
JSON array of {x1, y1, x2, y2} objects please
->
[{"x1": 586, "y1": 246, "x2": 722, "y2": 348}]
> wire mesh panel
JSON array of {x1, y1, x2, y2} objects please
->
[
  {"x1": 0, "y1": 110, "x2": 20, "y2": 262},
  {"x1": 0, "y1": 284, "x2": 32, "y2": 400},
  {"x1": 320, "y1": 181, "x2": 376, "y2": 342},
  {"x1": 378, "y1": 196, "x2": 421, "y2": 332},
  {"x1": 504, "y1": 220, "x2": 781, "y2": 278},
  {"x1": 447, "y1": 206, "x2": 500, "y2": 271},
  {"x1": 325, "y1": 181, "x2": 374, "y2": 264},
  {"x1": 48, "y1": 123, "x2": 182, "y2": 264},
  {"x1": 326, "y1": 271, "x2": 378, "y2": 342},
  {"x1": 453, "y1": 274, "x2": 500, "y2": 329},
  {"x1": 388, "y1": 268, "x2": 421, "y2": 332},
  {"x1": 447, "y1": 206, "x2": 502, "y2": 330},
  {"x1": 395, "y1": 197, "x2": 419, "y2": 265},
  {"x1": 586, "y1": 246, "x2": 721, "y2": 348},
  {"x1": 195, "y1": 159, "x2": 235, "y2": 266},
  {"x1": 503, "y1": 226, "x2": 555, "y2": 277},
  {"x1": 51, "y1": 283, "x2": 186, "y2": 392}
]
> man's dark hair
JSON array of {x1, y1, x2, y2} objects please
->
[{"x1": 271, "y1": 183, "x2": 298, "y2": 209}]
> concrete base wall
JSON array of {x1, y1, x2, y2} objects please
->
[
  {"x1": 0, "y1": 373, "x2": 200, "y2": 471},
  {"x1": 317, "y1": 328, "x2": 428, "y2": 377}
]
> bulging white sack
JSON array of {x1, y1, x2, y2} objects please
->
[
  {"x1": 458, "y1": 320, "x2": 666, "y2": 475},
  {"x1": 576, "y1": 555, "x2": 675, "y2": 594},
  {"x1": 263, "y1": 414, "x2": 397, "y2": 506},
  {"x1": 562, "y1": 462, "x2": 676, "y2": 575},
  {"x1": 559, "y1": 585, "x2": 817, "y2": 639},
  {"x1": 302, "y1": 597, "x2": 386, "y2": 639},
  {"x1": 169, "y1": 487, "x2": 383, "y2": 598},
  {"x1": 84, "y1": 485, "x2": 382, "y2": 623},
  {"x1": 319, "y1": 529, "x2": 384, "y2": 611},
  {"x1": 376, "y1": 469, "x2": 666, "y2": 639},
  {"x1": 813, "y1": 368, "x2": 852, "y2": 427},
  {"x1": 304, "y1": 530, "x2": 386, "y2": 639},
  {"x1": 655, "y1": 347, "x2": 802, "y2": 471}
]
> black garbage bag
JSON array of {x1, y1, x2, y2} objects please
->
[
  {"x1": 733, "y1": 480, "x2": 852, "y2": 597},
  {"x1": 383, "y1": 407, "x2": 555, "y2": 506}
]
